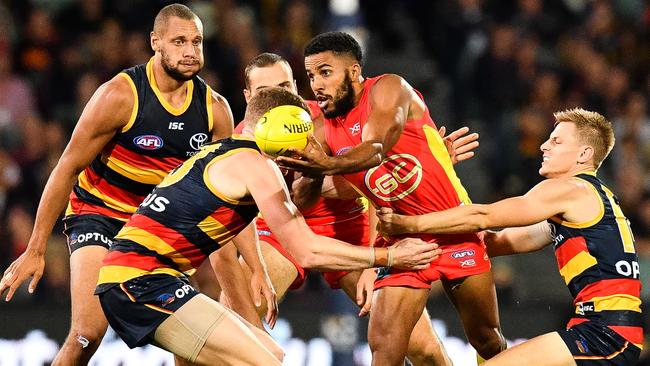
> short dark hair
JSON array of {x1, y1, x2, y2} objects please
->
[
  {"x1": 244, "y1": 53, "x2": 291, "y2": 89},
  {"x1": 245, "y1": 87, "x2": 308, "y2": 126},
  {"x1": 304, "y1": 32, "x2": 363, "y2": 64},
  {"x1": 153, "y1": 3, "x2": 199, "y2": 34}
]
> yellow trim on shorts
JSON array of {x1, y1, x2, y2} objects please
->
[
  {"x1": 118, "y1": 73, "x2": 139, "y2": 133},
  {"x1": 146, "y1": 58, "x2": 194, "y2": 116}
]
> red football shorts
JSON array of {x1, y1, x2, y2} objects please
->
[
  {"x1": 256, "y1": 212, "x2": 370, "y2": 289},
  {"x1": 373, "y1": 233, "x2": 491, "y2": 290}
]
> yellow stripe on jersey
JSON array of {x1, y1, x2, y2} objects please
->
[
  {"x1": 206, "y1": 85, "x2": 214, "y2": 133},
  {"x1": 118, "y1": 73, "x2": 139, "y2": 133},
  {"x1": 97, "y1": 265, "x2": 182, "y2": 285},
  {"x1": 158, "y1": 143, "x2": 223, "y2": 188},
  {"x1": 77, "y1": 171, "x2": 139, "y2": 213},
  {"x1": 146, "y1": 58, "x2": 194, "y2": 116},
  {"x1": 105, "y1": 156, "x2": 168, "y2": 185},
  {"x1": 549, "y1": 177, "x2": 604, "y2": 229},
  {"x1": 422, "y1": 124, "x2": 471, "y2": 205},
  {"x1": 115, "y1": 226, "x2": 194, "y2": 272},
  {"x1": 583, "y1": 294, "x2": 642, "y2": 313},
  {"x1": 202, "y1": 148, "x2": 259, "y2": 205},
  {"x1": 197, "y1": 215, "x2": 237, "y2": 244},
  {"x1": 559, "y1": 251, "x2": 598, "y2": 285},
  {"x1": 601, "y1": 185, "x2": 636, "y2": 253}
]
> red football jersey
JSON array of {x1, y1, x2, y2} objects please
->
[{"x1": 324, "y1": 76, "x2": 475, "y2": 242}]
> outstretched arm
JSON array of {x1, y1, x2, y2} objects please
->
[
  {"x1": 377, "y1": 179, "x2": 577, "y2": 235},
  {"x1": 0, "y1": 75, "x2": 133, "y2": 301},
  {"x1": 214, "y1": 151, "x2": 440, "y2": 272},
  {"x1": 483, "y1": 222, "x2": 554, "y2": 257}
]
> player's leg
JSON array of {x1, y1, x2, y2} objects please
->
[
  {"x1": 52, "y1": 245, "x2": 109, "y2": 366},
  {"x1": 339, "y1": 273, "x2": 451, "y2": 366},
  {"x1": 155, "y1": 294, "x2": 282, "y2": 366},
  {"x1": 233, "y1": 239, "x2": 300, "y2": 318},
  {"x1": 482, "y1": 332, "x2": 575, "y2": 366},
  {"x1": 188, "y1": 255, "x2": 222, "y2": 301},
  {"x1": 442, "y1": 271, "x2": 505, "y2": 360},
  {"x1": 368, "y1": 286, "x2": 430, "y2": 366}
]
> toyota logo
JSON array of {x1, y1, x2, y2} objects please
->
[{"x1": 189, "y1": 133, "x2": 208, "y2": 150}]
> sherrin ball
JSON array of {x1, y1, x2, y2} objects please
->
[{"x1": 254, "y1": 105, "x2": 313, "y2": 157}]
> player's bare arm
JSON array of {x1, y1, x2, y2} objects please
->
[
  {"x1": 377, "y1": 178, "x2": 587, "y2": 236},
  {"x1": 230, "y1": 222, "x2": 277, "y2": 328},
  {"x1": 0, "y1": 75, "x2": 134, "y2": 301},
  {"x1": 483, "y1": 222, "x2": 554, "y2": 257},
  {"x1": 209, "y1": 88, "x2": 235, "y2": 140},
  {"x1": 219, "y1": 150, "x2": 440, "y2": 271}
]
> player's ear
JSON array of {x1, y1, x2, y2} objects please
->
[
  {"x1": 350, "y1": 63, "x2": 361, "y2": 81},
  {"x1": 150, "y1": 31, "x2": 159, "y2": 52},
  {"x1": 243, "y1": 88, "x2": 252, "y2": 103},
  {"x1": 578, "y1": 145, "x2": 594, "y2": 164}
]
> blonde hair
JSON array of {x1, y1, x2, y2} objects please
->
[{"x1": 553, "y1": 108, "x2": 615, "y2": 168}]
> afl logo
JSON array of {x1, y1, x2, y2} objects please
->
[
  {"x1": 365, "y1": 154, "x2": 422, "y2": 202},
  {"x1": 134, "y1": 135, "x2": 163, "y2": 150},
  {"x1": 190, "y1": 133, "x2": 208, "y2": 150}
]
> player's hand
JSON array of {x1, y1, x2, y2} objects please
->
[
  {"x1": 276, "y1": 135, "x2": 334, "y2": 177},
  {"x1": 0, "y1": 249, "x2": 45, "y2": 301},
  {"x1": 356, "y1": 268, "x2": 377, "y2": 317},
  {"x1": 376, "y1": 207, "x2": 416, "y2": 235},
  {"x1": 390, "y1": 238, "x2": 441, "y2": 270},
  {"x1": 438, "y1": 126, "x2": 479, "y2": 165},
  {"x1": 250, "y1": 270, "x2": 278, "y2": 329}
]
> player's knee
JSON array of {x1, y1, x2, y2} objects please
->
[
  {"x1": 65, "y1": 326, "x2": 107, "y2": 351},
  {"x1": 467, "y1": 328, "x2": 504, "y2": 359}
]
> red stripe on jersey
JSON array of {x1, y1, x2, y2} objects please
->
[
  {"x1": 574, "y1": 279, "x2": 641, "y2": 303},
  {"x1": 109, "y1": 144, "x2": 184, "y2": 172},
  {"x1": 566, "y1": 318, "x2": 589, "y2": 328},
  {"x1": 83, "y1": 167, "x2": 147, "y2": 207},
  {"x1": 608, "y1": 326, "x2": 644, "y2": 345},
  {"x1": 102, "y1": 250, "x2": 169, "y2": 271},
  {"x1": 555, "y1": 236, "x2": 588, "y2": 269},
  {"x1": 126, "y1": 214, "x2": 205, "y2": 269},
  {"x1": 210, "y1": 206, "x2": 247, "y2": 233},
  {"x1": 68, "y1": 191, "x2": 132, "y2": 221}
]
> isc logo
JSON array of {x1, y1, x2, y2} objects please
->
[
  {"x1": 168, "y1": 122, "x2": 184, "y2": 130},
  {"x1": 134, "y1": 135, "x2": 164, "y2": 150},
  {"x1": 284, "y1": 123, "x2": 311, "y2": 134}
]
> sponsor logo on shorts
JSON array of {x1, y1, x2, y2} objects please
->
[
  {"x1": 575, "y1": 339, "x2": 589, "y2": 354},
  {"x1": 174, "y1": 284, "x2": 195, "y2": 299},
  {"x1": 257, "y1": 230, "x2": 272, "y2": 236},
  {"x1": 70, "y1": 232, "x2": 113, "y2": 246},
  {"x1": 459, "y1": 259, "x2": 476, "y2": 268},
  {"x1": 575, "y1": 301, "x2": 595, "y2": 315},
  {"x1": 156, "y1": 293, "x2": 176, "y2": 307},
  {"x1": 134, "y1": 135, "x2": 164, "y2": 150},
  {"x1": 451, "y1": 249, "x2": 475, "y2": 259}
]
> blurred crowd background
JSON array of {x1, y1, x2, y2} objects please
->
[{"x1": 0, "y1": 0, "x2": 648, "y2": 364}]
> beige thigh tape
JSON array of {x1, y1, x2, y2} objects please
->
[{"x1": 153, "y1": 294, "x2": 227, "y2": 362}]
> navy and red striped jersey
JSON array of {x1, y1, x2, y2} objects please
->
[
  {"x1": 96, "y1": 137, "x2": 259, "y2": 289},
  {"x1": 550, "y1": 172, "x2": 643, "y2": 349},
  {"x1": 67, "y1": 58, "x2": 214, "y2": 221}
]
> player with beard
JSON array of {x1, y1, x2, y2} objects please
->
[
  {"x1": 277, "y1": 32, "x2": 506, "y2": 365},
  {"x1": 0, "y1": 4, "x2": 234, "y2": 365},
  {"x1": 224, "y1": 52, "x2": 479, "y2": 365}
]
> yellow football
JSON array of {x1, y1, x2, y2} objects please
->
[{"x1": 254, "y1": 105, "x2": 313, "y2": 157}]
